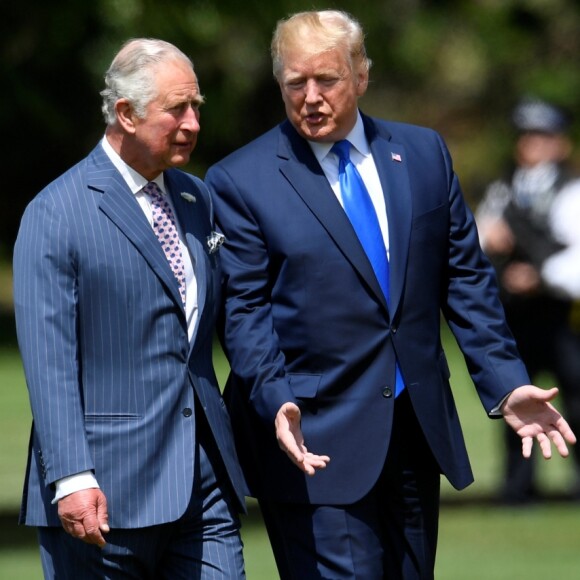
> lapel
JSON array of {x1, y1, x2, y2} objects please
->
[
  {"x1": 362, "y1": 114, "x2": 412, "y2": 319},
  {"x1": 278, "y1": 121, "x2": 388, "y2": 312},
  {"x1": 277, "y1": 117, "x2": 413, "y2": 318},
  {"x1": 87, "y1": 145, "x2": 186, "y2": 315},
  {"x1": 165, "y1": 171, "x2": 210, "y2": 347}
]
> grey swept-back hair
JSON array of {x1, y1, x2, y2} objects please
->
[{"x1": 100, "y1": 38, "x2": 194, "y2": 126}]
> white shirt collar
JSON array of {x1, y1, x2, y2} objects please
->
[
  {"x1": 308, "y1": 112, "x2": 370, "y2": 164},
  {"x1": 100, "y1": 136, "x2": 166, "y2": 194}
]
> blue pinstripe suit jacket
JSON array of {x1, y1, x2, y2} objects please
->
[{"x1": 14, "y1": 143, "x2": 246, "y2": 528}]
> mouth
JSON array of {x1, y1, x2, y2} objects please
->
[
  {"x1": 174, "y1": 141, "x2": 194, "y2": 150},
  {"x1": 305, "y1": 112, "x2": 325, "y2": 125}
]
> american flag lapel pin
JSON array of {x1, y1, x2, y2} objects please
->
[{"x1": 391, "y1": 152, "x2": 402, "y2": 162}]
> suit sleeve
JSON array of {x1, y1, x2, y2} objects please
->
[
  {"x1": 206, "y1": 165, "x2": 297, "y2": 424},
  {"x1": 435, "y1": 134, "x2": 531, "y2": 412},
  {"x1": 13, "y1": 194, "x2": 94, "y2": 485}
]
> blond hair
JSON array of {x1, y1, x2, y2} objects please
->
[{"x1": 271, "y1": 10, "x2": 371, "y2": 80}]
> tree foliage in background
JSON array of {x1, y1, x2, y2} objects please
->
[{"x1": 3, "y1": 0, "x2": 580, "y2": 251}]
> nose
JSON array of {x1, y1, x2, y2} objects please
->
[
  {"x1": 182, "y1": 105, "x2": 201, "y2": 132},
  {"x1": 304, "y1": 79, "x2": 323, "y2": 104}
]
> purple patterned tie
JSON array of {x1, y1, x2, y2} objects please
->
[{"x1": 143, "y1": 182, "x2": 186, "y2": 305}]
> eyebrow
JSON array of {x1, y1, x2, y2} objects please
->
[
  {"x1": 167, "y1": 93, "x2": 206, "y2": 108},
  {"x1": 284, "y1": 68, "x2": 346, "y2": 82}
]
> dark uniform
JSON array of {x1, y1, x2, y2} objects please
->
[{"x1": 477, "y1": 98, "x2": 580, "y2": 503}]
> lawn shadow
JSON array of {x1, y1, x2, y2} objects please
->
[
  {"x1": 0, "y1": 310, "x2": 17, "y2": 348},
  {"x1": 0, "y1": 513, "x2": 36, "y2": 548}
]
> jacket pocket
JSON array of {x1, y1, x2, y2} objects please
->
[
  {"x1": 84, "y1": 413, "x2": 142, "y2": 422},
  {"x1": 288, "y1": 373, "x2": 322, "y2": 399}
]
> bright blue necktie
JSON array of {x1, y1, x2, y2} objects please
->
[{"x1": 332, "y1": 140, "x2": 405, "y2": 397}]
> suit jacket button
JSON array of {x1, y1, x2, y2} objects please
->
[
  {"x1": 182, "y1": 407, "x2": 193, "y2": 417},
  {"x1": 382, "y1": 387, "x2": 393, "y2": 398}
]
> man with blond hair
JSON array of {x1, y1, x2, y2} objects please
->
[{"x1": 206, "y1": 10, "x2": 575, "y2": 579}]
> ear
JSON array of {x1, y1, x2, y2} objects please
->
[
  {"x1": 115, "y1": 99, "x2": 137, "y2": 134},
  {"x1": 356, "y1": 70, "x2": 369, "y2": 97}
]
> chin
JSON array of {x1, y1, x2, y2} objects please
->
[
  {"x1": 302, "y1": 120, "x2": 341, "y2": 141},
  {"x1": 170, "y1": 154, "x2": 191, "y2": 167},
  {"x1": 299, "y1": 127, "x2": 331, "y2": 142}
]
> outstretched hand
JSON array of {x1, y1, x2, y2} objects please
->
[
  {"x1": 502, "y1": 385, "x2": 577, "y2": 459},
  {"x1": 275, "y1": 402, "x2": 330, "y2": 476},
  {"x1": 58, "y1": 488, "x2": 110, "y2": 547}
]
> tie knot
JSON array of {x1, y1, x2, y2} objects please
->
[
  {"x1": 331, "y1": 140, "x2": 352, "y2": 162},
  {"x1": 143, "y1": 181, "x2": 163, "y2": 199}
]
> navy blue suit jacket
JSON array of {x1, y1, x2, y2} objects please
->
[
  {"x1": 14, "y1": 143, "x2": 246, "y2": 527},
  {"x1": 206, "y1": 113, "x2": 530, "y2": 505}
]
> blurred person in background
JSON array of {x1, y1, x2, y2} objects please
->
[
  {"x1": 477, "y1": 97, "x2": 580, "y2": 504},
  {"x1": 206, "y1": 11, "x2": 576, "y2": 579},
  {"x1": 13, "y1": 38, "x2": 246, "y2": 578},
  {"x1": 542, "y1": 177, "x2": 580, "y2": 302}
]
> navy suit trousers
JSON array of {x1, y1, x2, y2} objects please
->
[
  {"x1": 37, "y1": 401, "x2": 245, "y2": 580},
  {"x1": 259, "y1": 391, "x2": 441, "y2": 580}
]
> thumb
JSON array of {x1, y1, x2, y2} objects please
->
[
  {"x1": 96, "y1": 493, "x2": 110, "y2": 533},
  {"x1": 536, "y1": 386, "x2": 559, "y2": 402},
  {"x1": 281, "y1": 402, "x2": 300, "y2": 417}
]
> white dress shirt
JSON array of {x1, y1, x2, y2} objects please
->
[{"x1": 309, "y1": 112, "x2": 391, "y2": 259}]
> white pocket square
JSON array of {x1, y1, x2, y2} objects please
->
[{"x1": 207, "y1": 231, "x2": 225, "y2": 254}]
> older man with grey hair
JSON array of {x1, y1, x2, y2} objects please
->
[{"x1": 14, "y1": 38, "x2": 247, "y2": 578}]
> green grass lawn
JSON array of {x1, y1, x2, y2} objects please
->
[
  {"x1": 2, "y1": 326, "x2": 579, "y2": 578},
  {"x1": 3, "y1": 501, "x2": 580, "y2": 579},
  {"x1": 0, "y1": 349, "x2": 30, "y2": 511}
]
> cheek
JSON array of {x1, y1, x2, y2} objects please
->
[
  {"x1": 155, "y1": 125, "x2": 180, "y2": 151},
  {"x1": 284, "y1": 100, "x2": 301, "y2": 122},
  {"x1": 282, "y1": 91, "x2": 302, "y2": 111}
]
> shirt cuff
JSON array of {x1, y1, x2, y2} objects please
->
[
  {"x1": 490, "y1": 392, "x2": 512, "y2": 417},
  {"x1": 51, "y1": 471, "x2": 100, "y2": 504}
]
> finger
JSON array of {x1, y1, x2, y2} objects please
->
[
  {"x1": 555, "y1": 417, "x2": 577, "y2": 445},
  {"x1": 521, "y1": 436, "x2": 533, "y2": 458},
  {"x1": 287, "y1": 451, "x2": 314, "y2": 474},
  {"x1": 303, "y1": 452, "x2": 330, "y2": 467},
  {"x1": 287, "y1": 450, "x2": 330, "y2": 475},
  {"x1": 79, "y1": 503, "x2": 108, "y2": 547},
  {"x1": 61, "y1": 521, "x2": 75, "y2": 537},
  {"x1": 279, "y1": 435, "x2": 305, "y2": 462},
  {"x1": 303, "y1": 459, "x2": 328, "y2": 472},
  {"x1": 60, "y1": 515, "x2": 83, "y2": 538},
  {"x1": 280, "y1": 403, "x2": 301, "y2": 423},
  {"x1": 540, "y1": 387, "x2": 559, "y2": 402},
  {"x1": 537, "y1": 432, "x2": 552, "y2": 460},
  {"x1": 96, "y1": 495, "x2": 110, "y2": 535},
  {"x1": 68, "y1": 520, "x2": 88, "y2": 540},
  {"x1": 277, "y1": 433, "x2": 307, "y2": 467},
  {"x1": 301, "y1": 459, "x2": 324, "y2": 476},
  {"x1": 548, "y1": 429, "x2": 570, "y2": 458},
  {"x1": 300, "y1": 453, "x2": 330, "y2": 477},
  {"x1": 83, "y1": 526, "x2": 107, "y2": 547}
]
